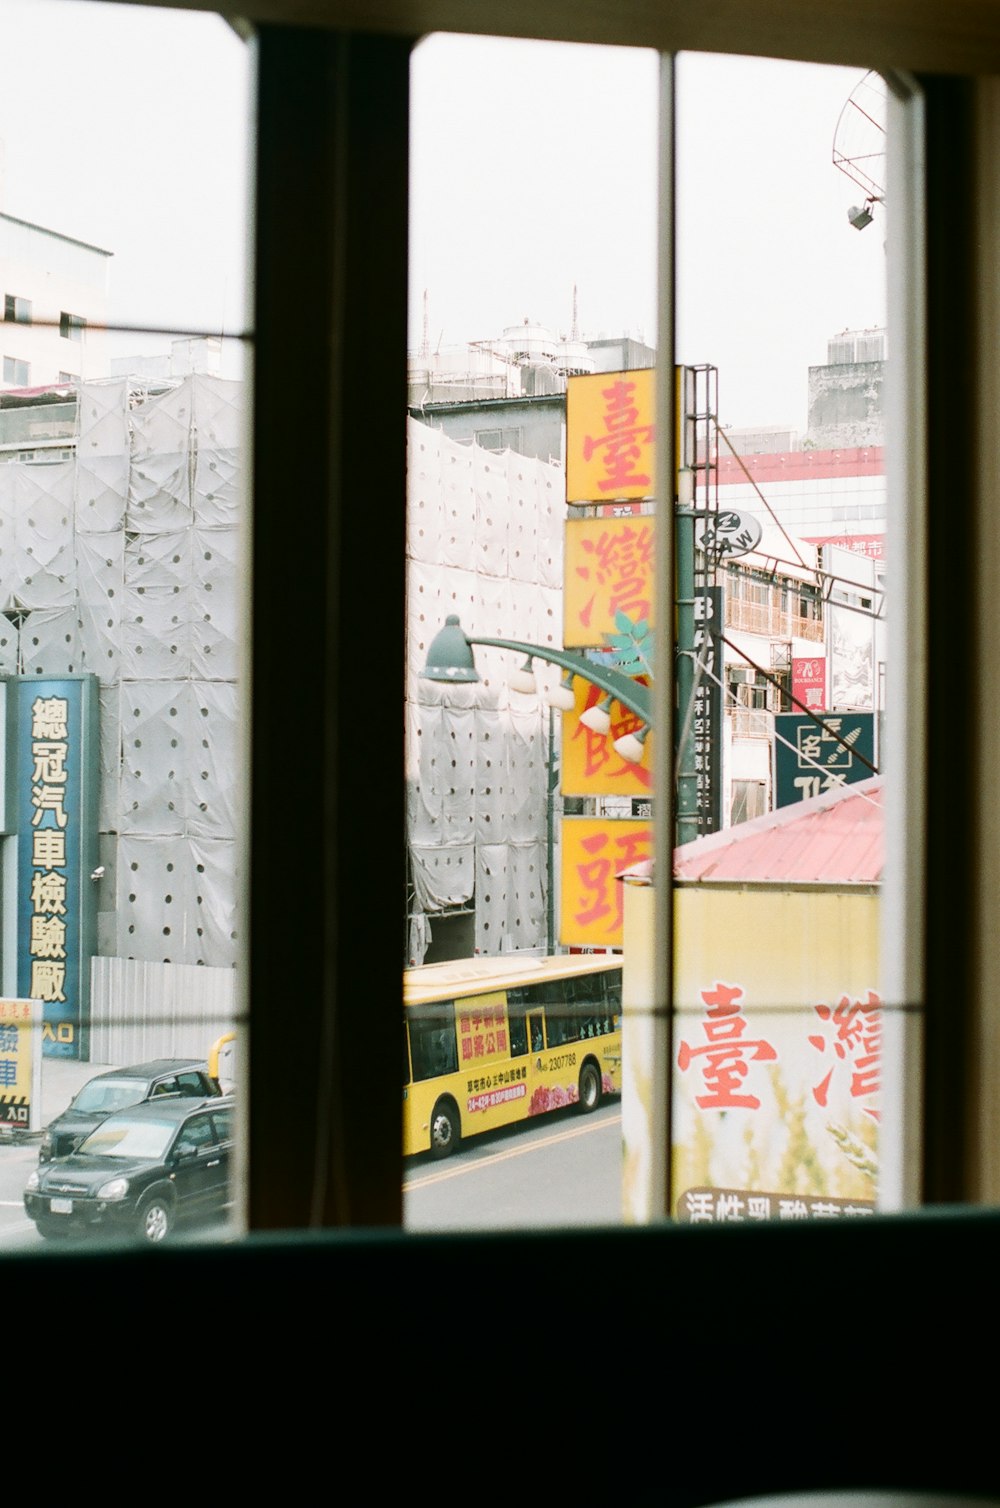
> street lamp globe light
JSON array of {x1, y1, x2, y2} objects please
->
[
  {"x1": 421, "y1": 614, "x2": 480, "y2": 683},
  {"x1": 546, "y1": 670, "x2": 577, "y2": 711},
  {"x1": 613, "y1": 723, "x2": 650, "y2": 764},
  {"x1": 579, "y1": 693, "x2": 613, "y2": 735},
  {"x1": 507, "y1": 656, "x2": 538, "y2": 695}
]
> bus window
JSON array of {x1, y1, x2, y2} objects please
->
[
  {"x1": 546, "y1": 1008, "x2": 574, "y2": 1048},
  {"x1": 530, "y1": 1013, "x2": 544, "y2": 1053},
  {"x1": 507, "y1": 991, "x2": 528, "y2": 1057},
  {"x1": 403, "y1": 1024, "x2": 411, "y2": 1085},
  {"x1": 409, "y1": 1002, "x2": 459, "y2": 1081}
]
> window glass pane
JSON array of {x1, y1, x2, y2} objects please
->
[
  {"x1": 405, "y1": 34, "x2": 655, "y2": 1230},
  {"x1": 0, "y1": 0, "x2": 250, "y2": 1251},
  {"x1": 667, "y1": 54, "x2": 891, "y2": 1227}
]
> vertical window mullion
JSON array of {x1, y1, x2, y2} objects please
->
[{"x1": 249, "y1": 27, "x2": 412, "y2": 1230}]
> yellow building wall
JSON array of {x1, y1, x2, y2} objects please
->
[{"x1": 623, "y1": 882, "x2": 881, "y2": 1220}]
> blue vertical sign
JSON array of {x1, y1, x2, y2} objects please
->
[{"x1": 14, "y1": 676, "x2": 99, "y2": 1060}]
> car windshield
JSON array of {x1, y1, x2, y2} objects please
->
[
  {"x1": 70, "y1": 1079, "x2": 149, "y2": 1116},
  {"x1": 77, "y1": 1118, "x2": 177, "y2": 1160}
]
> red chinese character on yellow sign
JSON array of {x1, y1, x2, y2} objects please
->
[
  {"x1": 563, "y1": 515, "x2": 656, "y2": 648},
  {"x1": 676, "y1": 982, "x2": 778, "y2": 1110},
  {"x1": 567, "y1": 369, "x2": 656, "y2": 503},
  {"x1": 456, "y1": 992, "x2": 508, "y2": 1069},
  {"x1": 559, "y1": 818, "x2": 651, "y2": 948},
  {"x1": 808, "y1": 990, "x2": 882, "y2": 1121},
  {"x1": 561, "y1": 679, "x2": 651, "y2": 797}
]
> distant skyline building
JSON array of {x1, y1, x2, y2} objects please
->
[
  {"x1": 0, "y1": 211, "x2": 111, "y2": 390},
  {"x1": 408, "y1": 315, "x2": 656, "y2": 465}
]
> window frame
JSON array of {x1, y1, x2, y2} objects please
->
[
  {"x1": 4, "y1": 294, "x2": 31, "y2": 324},
  {"x1": 58, "y1": 310, "x2": 85, "y2": 341},
  {"x1": 66, "y1": 1, "x2": 996, "y2": 1226},
  {"x1": 245, "y1": 23, "x2": 995, "y2": 1226}
]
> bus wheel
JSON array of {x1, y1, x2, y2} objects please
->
[
  {"x1": 578, "y1": 1061, "x2": 601, "y2": 1113},
  {"x1": 430, "y1": 1098, "x2": 460, "y2": 1159}
]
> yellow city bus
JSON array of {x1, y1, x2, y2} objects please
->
[{"x1": 403, "y1": 953, "x2": 622, "y2": 1158}]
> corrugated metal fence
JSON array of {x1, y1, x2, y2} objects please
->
[{"x1": 89, "y1": 956, "x2": 240, "y2": 1068}]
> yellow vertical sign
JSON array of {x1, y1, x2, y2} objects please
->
[
  {"x1": 566, "y1": 369, "x2": 656, "y2": 504},
  {"x1": 563, "y1": 514, "x2": 656, "y2": 648},
  {"x1": 561, "y1": 676, "x2": 652, "y2": 797},
  {"x1": 559, "y1": 817, "x2": 653, "y2": 948},
  {"x1": 0, "y1": 998, "x2": 42, "y2": 1134}
]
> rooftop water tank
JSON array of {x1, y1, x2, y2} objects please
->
[{"x1": 501, "y1": 319, "x2": 558, "y2": 365}]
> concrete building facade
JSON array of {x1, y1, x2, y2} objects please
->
[{"x1": 0, "y1": 213, "x2": 111, "y2": 390}]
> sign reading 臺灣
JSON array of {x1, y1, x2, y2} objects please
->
[{"x1": 15, "y1": 676, "x2": 99, "y2": 1060}]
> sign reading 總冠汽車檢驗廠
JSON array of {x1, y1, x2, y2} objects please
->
[{"x1": 14, "y1": 676, "x2": 99, "y2": 1061}]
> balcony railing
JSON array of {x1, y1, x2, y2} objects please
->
[
  {"x1": 729, "y1": 707, "x2": 771, "y2": 739},
  {"x1": 726, "y1": 597, "x2": 823, "y2": 643}
]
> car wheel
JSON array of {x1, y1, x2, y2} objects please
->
[
  {"x1": 137, "y1": 1194, "x2": 173, "y2": 1244},
  {"x1": 578, "y1": 1061, "x2": 601, "y2": 1114},
  {"x1": 430, "y1": 1098, "x2": 460, "y2": 1159}
]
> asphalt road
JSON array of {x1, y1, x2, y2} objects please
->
[
  {"x1": 404, "y1": 1099, "x2": 623, "y2": 1231},
  {"x1": 0, "y1": 1061, "x2": 624, "y2": 1247},
  {"x1": 0, "y1": 1056, "x2": 117, "y2": 1249}
]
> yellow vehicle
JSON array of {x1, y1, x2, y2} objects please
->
[{"x1": 403, "y1": 953, "x2": 622, "y2": 1158}]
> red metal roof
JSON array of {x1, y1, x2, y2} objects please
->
[{"x1": 671, "y1": 776, "x2": 883, "y2": 884}]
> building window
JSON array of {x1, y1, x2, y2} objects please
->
[
  {"x1": 3, "y1": 357, "x2": 30, "y2": 386},
  {"x1": 799, "y1": 584, "x2": 821, "y2": 620},
  {"x1": 731, "y1": 779, "x2": 767, "y2": 825},
  {"x1": 472, "y1": 426, "x2": 523, "y2": 453},
  {"x1": 727, "y1": 668, "x2": 771, "y2": 736},
  {"x1": 59, "y1": 312, "x2": 86, "y2": 341},
  {"x1": 4, "y1": 295, "x2": 32, "y2": 324}
]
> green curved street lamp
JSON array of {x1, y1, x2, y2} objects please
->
[
  {"x1": 420, "y1": 612, "x2": 652, "y2": 953},
  {"x1": 421, "y1": 614, "x2": 652, "y2": 726}
]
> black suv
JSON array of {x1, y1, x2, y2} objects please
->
[
  {"x1": 25, "y1": 1096, "x2": 234, "y2": 1244},
  {"x1": 39, "y1": 1059, "x2": 222, "y2": 1163}
]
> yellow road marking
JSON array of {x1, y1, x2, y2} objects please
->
[{"x1": 404, "y1": 1111, "x2": 622, "y2": 1191}]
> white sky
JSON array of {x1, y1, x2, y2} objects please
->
[
  {"x1": 0, "y1": 0, "x2": 251, "y2": 363},
  {"x1": 410, "y1": 36, "x2": 887, "y2": 434},
  {"x1": 0, "y1": 8, "x2": 886, "y2": 431}
]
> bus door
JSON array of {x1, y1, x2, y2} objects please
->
[{"x1": 504, "y1": 983, "x2": 545, "y2": 1057}]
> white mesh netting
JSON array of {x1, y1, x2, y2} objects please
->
[
  {"x1": 406, "y1": 417, "x2": 565, "y2": 961},
  {"x1": 75, "y1": 379, "x2": 129, "y2": 533},
  {"x1": 1, "y1": 390, "x2": 558, "y2": 974},
  {"x1": 0, "y1": 374, "x2": 242, "y2": 969}
]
